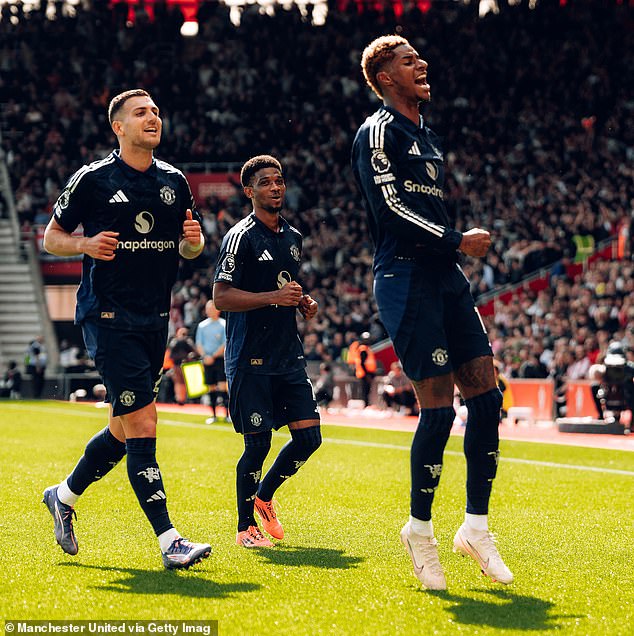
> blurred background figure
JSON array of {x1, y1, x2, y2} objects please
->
[
  {"x1": 195, "y1": 300, "x2": 228, "y2": 424},
  {"x1": 381, "y1": 362, "x2": 418, "y2": 416},
  {"x1": 493, "y1": 360, "x2": 514, "y2": 422},
  {"x1": 314, "y1": 362, "x2": 335, "y2": 409},
  {"x1": 347, "y1": 332, "x2": 377, "y2": 407},
  {"x1": 1, "y1": 360, "x2": 22, "y2": 399},
  {"x1": 167, "y1": 327, "x2": 198, "y2": 405},
  {"x1": 59, "y1": 339, "x2": 91, "y2": 374},
  {"x1": 25, "y1": 335, "x2": 47, "y2": 398}
]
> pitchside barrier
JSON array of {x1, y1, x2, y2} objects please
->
[
  {"x1": 506, "y1": 379, "x2": 555, "y2": 422},
  {"x1": 564, "y1": 380, "x2": 601, "y2": 419}
]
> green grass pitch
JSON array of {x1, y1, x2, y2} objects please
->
[{"x1": 1, "y1": 401, "x2": 633, "y2": 635}]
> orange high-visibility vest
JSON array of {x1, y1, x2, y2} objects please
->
[{"x1": 348, "y1": 343, "x2": 377, "y2": 379}]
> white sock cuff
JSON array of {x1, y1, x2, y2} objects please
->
[
  {"x1": 158, "y1": 528, "x2": 181, "y2": 553},
  {"x1": 465, "y1": 512, "x2": 488, "y2": 532},
  {"x1": 57, "y1": 479, "x2": 79, "y2": 506},
  {"x1": 409, "y1": 515, "x2": 434, "y2": 537}
]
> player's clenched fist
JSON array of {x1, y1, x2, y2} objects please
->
[
  {"x1": 275, "y1": 280, "x2": 303, "y2": 306},
  {"x1": 459, "y1": 228, "x2": 492, "y2": 258},
  {"x1": 182, "y1": 209, "x2": 202, "y2": 245},
  {"x1": 83, "y1": 231, "x2": 119, "y2": 261},
  {"x1": 298, "y1": 294, "x2": 318, "y2": 320}
]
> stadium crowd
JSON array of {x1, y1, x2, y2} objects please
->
[{"x1": 1, "y1": 0, "x2": 633, "y2": 402}]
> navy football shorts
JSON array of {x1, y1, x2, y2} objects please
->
[
  {"x1": 373, "y1": 260, "x2": 492, "y2": 382},
  {"x1": 226, "y1": 368, "x2": 320, "y2": 434},
  {"x1": 82, "y1": 320, "x2": 167, "y2": 417}
]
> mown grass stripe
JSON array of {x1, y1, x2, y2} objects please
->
[{"x1": 4, "y1": 403, "x2": 633, "y2": 477}]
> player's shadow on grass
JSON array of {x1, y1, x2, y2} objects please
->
[
  {"x1": 433, "y1": 588, "x2": 582, "y2": 631},
  {"x1": 61, "y1": 563, "x2": 260, "y2": 599},
  {"x1": 256, "y1": 545, "x2": 363, "y2": 570}
]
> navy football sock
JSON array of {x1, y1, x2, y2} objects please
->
[
  {"x1": 208, "y1": 391, "x2": 217, "y2": 417},
  {"x1": 66, "y1": 427, "x2": 126, "y2": 495},
  {"x1": 257, "y1": 426, "x2": 322, "y2": 502},
  {"x1": 464, "y1": 388, "x2": 503, "y2": 514},
  {"x1": 236, "y1": 432, "x2": 272, "y2": 532},
  {"x1": 126, "y1": 437, "x2": 172, "y2": 536},
  {"x1": 410, "y1": 407, "x2": 455, "y2": 521}
]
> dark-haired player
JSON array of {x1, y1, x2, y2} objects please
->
[
  {"x1": 213, "y1": 155, "x2": 321, "y2": 548},
  {"x1": 42, "y1": 89, "x2": 211, "y2": 569},
  {"x1": 352, "y1": 36, "x2": 513, "y2": 589}
]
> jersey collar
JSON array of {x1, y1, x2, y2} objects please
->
[
  {"x1": 382, "y1": 105, "x2": 425, "y2": 132},
  {"x1": 113, "y1": 150, "x2": 158, "y2": 178},
  {"x1": 250, "y1": 210, "x2": 289, "y2": 234}
]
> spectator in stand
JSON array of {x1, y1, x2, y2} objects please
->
[
  {"x1": 2, "y1": 1, "x2": 632, "y2": 356},
  {"x1": 566, "y1": 343, "x2": 592, "y2": 381},
  {"x1": 1, "y1": 1, "x2": 632, "y2": 391},
  {"x1": 326, "y1": 331, "x2": 345, "y2": 363},
  {"x1": 518, "y1": 351, "x2": 548, "y2": 379},
  {"x1": 303, "y1": 332, "x2": 324, "y2": 362}
]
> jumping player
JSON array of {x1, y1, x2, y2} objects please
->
[
  {"x1": 351, "y1": 36, "x2": 513, "y2": 590},
  {"x1": 213, "y1": 155, "x2": 321, "y2": 548},
  {"x1": 42, "y1": 89, "x2": 211, "y2": 569}
]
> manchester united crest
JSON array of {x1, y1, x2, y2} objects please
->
[
  {"x1": 160, "y1": 185, "x2": 176, "y2": 205},
  {"x1": 431, "y1": 348, "x2": 449, "y2": 366}
]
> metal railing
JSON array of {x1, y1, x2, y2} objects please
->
[{"x1": 0, "y1": 131, "x2": 59, "y2": 372}]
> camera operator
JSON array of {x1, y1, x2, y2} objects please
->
[{"x1": 590, "y1": 341, "x2": 634, "y2": 426}]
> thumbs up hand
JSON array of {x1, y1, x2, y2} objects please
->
[{"x1": 182, "y1": 209, "x2": 202, "y2": 246}]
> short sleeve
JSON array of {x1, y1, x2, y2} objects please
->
[
  {"x1": 214, "y1": 229, "x2": 249, "y2": 288},
  {"x1": 52, "y1": 169, "x2": 90, "y2": 233}
]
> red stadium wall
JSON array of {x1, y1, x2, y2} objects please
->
[{"x1": 186, "y1": 172, "x2": 240, "y2": 204}]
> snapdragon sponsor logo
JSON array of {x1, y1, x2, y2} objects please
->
[
  {"x1": 403, "y1": 179, "x2": 444, "y2": 199},
  {"x1": 116, "y1": 239, "x2": 176, "y2": 253}
]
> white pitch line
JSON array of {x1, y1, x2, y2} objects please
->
[
  {"x1": 3, "y1": 403, "x2": 634, "y2": 477},
  {"x1": 319, "y1": 436, "x2": 634, "y2": 477}
]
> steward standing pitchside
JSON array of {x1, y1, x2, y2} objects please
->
[
  {"x1": 41, "y1": 89, "x2": 211, "y2": 570},
  {"x1": 351, "y1": 35, "x2": 513, "y2": 591}
]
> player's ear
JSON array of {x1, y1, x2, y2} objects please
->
[
  {"x1": 111, "y1": 120, "x2": 123, "y2": 137},
  {"x1": 377, "y1": 70, "x2": 392, "y2": 90},
  {"x1": 243, "y1": 185, "x2": 254, "y2": 200}
]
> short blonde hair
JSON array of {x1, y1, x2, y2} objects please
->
[{"x1": 361, "y1": 35, "x2": 410, "y2": 98}]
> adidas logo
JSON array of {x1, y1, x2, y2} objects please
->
[
  {"x1": 258, "y1": 250, "x2": 273, "y2": 261},
  {"x1": 408, "y1": 142, "x2": 421, "y2": 156},
  {"x1": 146, "y1": 490, "x2": 166, "y2": 502},
  {"x1": 109, "y1": 190, "x2": 129, "y2": 203}
]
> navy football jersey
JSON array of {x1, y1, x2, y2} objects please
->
[
  {"x1": 53, "y1": 151, "x2": 200, "y2": 330},
  {"x1": 214, "y1": 212, "x2": 306, "y2": 376},
  {"x1": 351, "y1": 105, "x2": 463, "y2": 272}
]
